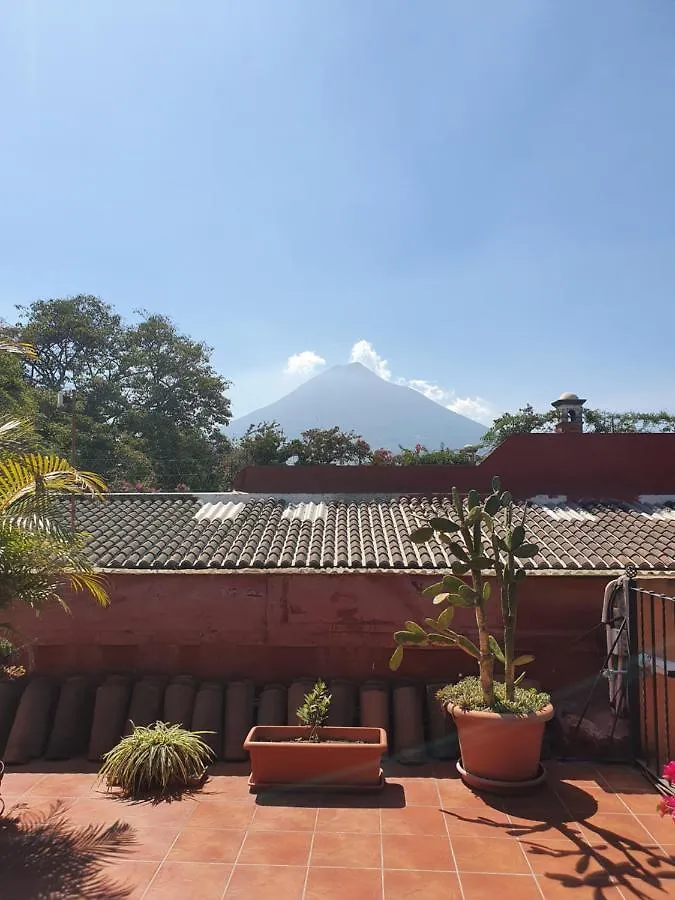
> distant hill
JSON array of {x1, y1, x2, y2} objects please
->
[{"x1": 228, "y1": 363, "x2": 486, "y2": 451}]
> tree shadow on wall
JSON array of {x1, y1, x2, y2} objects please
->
[{"x1": 0, "y1": 800, "x2": 136, "y2": 900}]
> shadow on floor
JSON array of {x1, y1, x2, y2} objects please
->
[
  {"x1": 444, "y1": 782, "x2": 675, "y2": 900},
  {"x1": 0, "y1": 800, "x2": 137, "y2": 900},
  {"x1": 254, "y1": 781, "x2": 407, "y2": 809}
]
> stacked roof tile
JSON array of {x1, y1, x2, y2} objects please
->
[{"x1": 62, "y1": 492, "x2": 675, "y2": 572}]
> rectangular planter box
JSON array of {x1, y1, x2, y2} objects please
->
[{"x1": 244, "y1": 725, "x2": 387, "y2": 791}]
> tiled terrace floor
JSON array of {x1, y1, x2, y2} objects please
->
[{"x1": 0, "y1": 760, "x2": 673, "y2": 899}]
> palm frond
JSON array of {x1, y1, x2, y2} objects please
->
[
  {"x1": 68, "y1": 572, "x2": 109, "y2": 608},
  {"x1": 0, "y1": 454, "x2": 107, "y2": 514}
]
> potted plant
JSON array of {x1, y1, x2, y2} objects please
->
[
  {"x1": 390, "y1": 477, "x2": 553, "y2": 793},
  {"x1": 99, "y1": 721, "x2": 215, "y2": 798},
  {"x1": 244, "y1": 679, "x2": 387, "y2": 791}
]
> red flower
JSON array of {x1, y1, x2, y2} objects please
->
[
  {"x1": 663, "y1": 760, "x2": 675, "y2": 782},
  {"x1": 657, "y1": 795, "x2": 675, "y2": 819}
]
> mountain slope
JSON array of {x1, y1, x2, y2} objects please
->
[{"x1": 229, "y1": 363, "x2": 485, "y2": 450}]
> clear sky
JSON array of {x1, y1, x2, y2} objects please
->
[{"x1": 1, "y1": 1, "x2": 674, "y2": 424}]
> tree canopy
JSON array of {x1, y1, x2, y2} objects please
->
[
  {"x1": 8, "y1": 296, "x2": 232, "y2": 490},
  {"x1": 481, "y1": 404, "x2": 675, "y2": 449}
]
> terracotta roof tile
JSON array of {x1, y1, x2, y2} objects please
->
[{"x1": 61, "y1": 492, "x2": 675, "y2": 573}]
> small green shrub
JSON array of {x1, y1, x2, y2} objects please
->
[
  {"x1": 297, "y1": 680, "x2": 332, "y2": 742},
  {"x1": 99, "y1": 722, "x2": 214, "y2": 797},
  {"x1": 437, "y1": 676, "x2": 550, "y2": 715}
]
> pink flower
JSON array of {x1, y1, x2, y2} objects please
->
[
  {"x1": 663, "y1": 761, "x2": 675, "y2": 782},
  {"x1": 657, "y1": 795, "x2": 675, "y2": 819}
]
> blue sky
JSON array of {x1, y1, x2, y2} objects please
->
[{"x1": 1, "y1": 1, "x2": 674, "y2": 424}]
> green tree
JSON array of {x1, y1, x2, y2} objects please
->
[
  {"x1": 121, "y1": 313, "x2": 231, "y2": 489},
  {"x1": 482, "y1": 403, "x2": 675, "y2": 449},
  {"x1": 481, "y1": 405, "x2": 556, "y2": 449},
  {"x1": 395, "y1": 444, "x2": 479, "y2": 465},
  {"x1": 286, "y1": 427, "x2": 371, "y2": 465},
  {"x1": 11, "y1": 299, "x2": 233, "y2": 490},
  {"x1": 238, "y1": 422, "x2": 288, "y2": 465}
]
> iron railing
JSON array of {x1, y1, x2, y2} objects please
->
[{"x1": 629, "y1": 583, "x2": 675, "y2": 791}]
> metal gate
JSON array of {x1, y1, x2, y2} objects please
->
[{"x1": 628, "y1": 582, "x2": 675, "y2": 790}]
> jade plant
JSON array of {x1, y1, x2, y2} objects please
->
[
  {"x1": 390, "y1": 476, "x2": 549, "y2": 712},
  {"x1": 297, "y1": 679, "x2": 332, "y2": 742}
]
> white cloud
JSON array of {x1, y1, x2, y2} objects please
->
[
  {"x1": 284, "y1": 350, "x2": 326, "y2": 377},
  {"x1": 348, "y1": 339, "x2": 495, "y2": 426},
  {"x1": 448, "y1": 396, "x2": 494, "y2": 425},
  {"x1": 349, "y1": 340, "x2": 392, "y2": 380},
  {"x1": 403, "y1": 378, "x2": 449, "y2": 405}
]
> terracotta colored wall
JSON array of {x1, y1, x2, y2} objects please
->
[
  {"x1": 234, "y1": 432, "x2": 675, "y2": 501},
  {"x1": 10, "y1": 572, "x2": 611, "y2": 693}
]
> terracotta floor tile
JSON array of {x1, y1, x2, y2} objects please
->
[
  {"x1": 316, "y1": 806, "x2": 381, "y2": 834},
  {"x1": 237, "y1": 830, "x2": 312, "y2": 866},
  {"x1": 9, "y1": 796, "x2": 78, "y2": 823},
  {"x1": 250, "y1": 804, "x2": 317, "y2": 831},
  {"x1": 441, "y1": 807, "x2": 512, "y2": 838},
  {"x1": 167, "y1": 826, "x2": 246, "y2": 862},
  {"x1": 437, "y1": 781, "x2": 503, "y2": 810},
  {"x1": 100, "y1": 797, "x2": 198, "y2": 828},
  {"x1": 143, "y1": 861, "x2": 232, "y2": 899},
  {"x1": 201, "y1": 775, "x2": 252, "y2": 799},
  {"x1": 451, "y1": 835, "x2": 530, "y2": 874},
  {"x1": 635, "y1": 814, "x2": 675, "y2": 844},
  {"x1": 224, "y1": 864, "x2": 307, "y2": 899},
  {"x1": 124, "y1": 825, "x2": 180, "y2": 860},
  {"x1": 63, "y1": 797, "x2": 132, "y2": 828},
  {"x1": 383, "y1": 869, "x2": 462, "y2": 899},
  {"x1": 189, "y1": 799, "x2": 256, "y2": 829},
  {"x1": 594, "y1": 766, "x2": 652, "y2": 791},
  {"x1": 615, "y1": 791, "x2": 664, "y2": 815},
  {"x1": 310, "y1": 832, "x2": 381, "y2": 868},
  {"x1": 382, "y1": 833, "x2": 454, "y2": 871},
  {"x1": 381, "y1": 805, "x2": 447, "y2": 835},
  {"x1": 574, "y1": 839, "x2": 672, "y2": 883},
  {"x1": 535, "y1": 873, "x2": 621, "y2": 898},
  {"x1": 0, "y1": 772, "x2": 46, "y2": 795},
  {"x1": 305, "y1": 866, "x2": 383, "y2": 899},
  {"x1": 553, "y1": 783, "x2": 629, "y2": 815},
  {"x1": 21, "y1": 773, "x2": 97, "y2": 797},
  {"x1": 101, "y1": 860, "x2": 160, "y2": 900},
  {"x1": 460, "y1": 873, "x2": 543, "y2": 899},
  {"x1": 580, "y1": 813, "x2": 655, "y2": 845},
  {"x1": 390, "y1": 778, "x2": 439, "y2": 806},
  {"x1": 520, "y1": 836, "x2": 619, "y2": 877}
]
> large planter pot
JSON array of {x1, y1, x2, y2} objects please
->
[
  {"x1": 448, "y1": 702, "x2": 554, "y2": 794},
  {"x1": 244, "y1": 725, "x2": 387, "y2": 792}
]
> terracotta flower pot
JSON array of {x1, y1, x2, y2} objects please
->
[
  {"x1": 448, "y1": 702, "x2": 554, "y2": 793},
  {"x1": 244, "y1": 725, "x2": 387, "y2": 791}
]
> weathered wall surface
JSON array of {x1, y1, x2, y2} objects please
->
[
  {"x1": 234, "y1": 432, "x2": 675, "y2": 501},
  {"x1": 9, "y1": 572, "x2": 611, "y2": 692}
]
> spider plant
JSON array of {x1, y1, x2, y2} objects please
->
[{"x1": 99, "y1": 721, "x2": 215, "y2": 797}]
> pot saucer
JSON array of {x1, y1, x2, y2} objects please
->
[{"x1": 456, "y1": 758, "x2": 547, "y2": 795}]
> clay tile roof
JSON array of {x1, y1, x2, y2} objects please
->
[{"x1": 60, "y1": 492, "x2": 675, "y2": 573}]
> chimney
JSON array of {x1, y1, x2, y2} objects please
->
[{"x1": 551, "y1": 392, "x2": 586, "y2": 434}]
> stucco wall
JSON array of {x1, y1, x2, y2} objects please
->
[
  {"x1": 234, "y1": 432, "x2": 675, "y2": 501},
  {"x1": 9, "y1": 572, "x2": 612, "y2": 692}
]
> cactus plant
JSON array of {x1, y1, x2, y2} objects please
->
[{"x1": 389, "y1": 476, "x2": 544, "y2": 711}]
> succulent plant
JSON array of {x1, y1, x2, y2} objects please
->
[{"x1": 389, "y1": 476, "x2": 539, "y2": 708}]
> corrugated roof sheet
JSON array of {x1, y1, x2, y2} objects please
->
[{"x1": 61, "y1": 492, "x2": 675, "y2": 572}]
